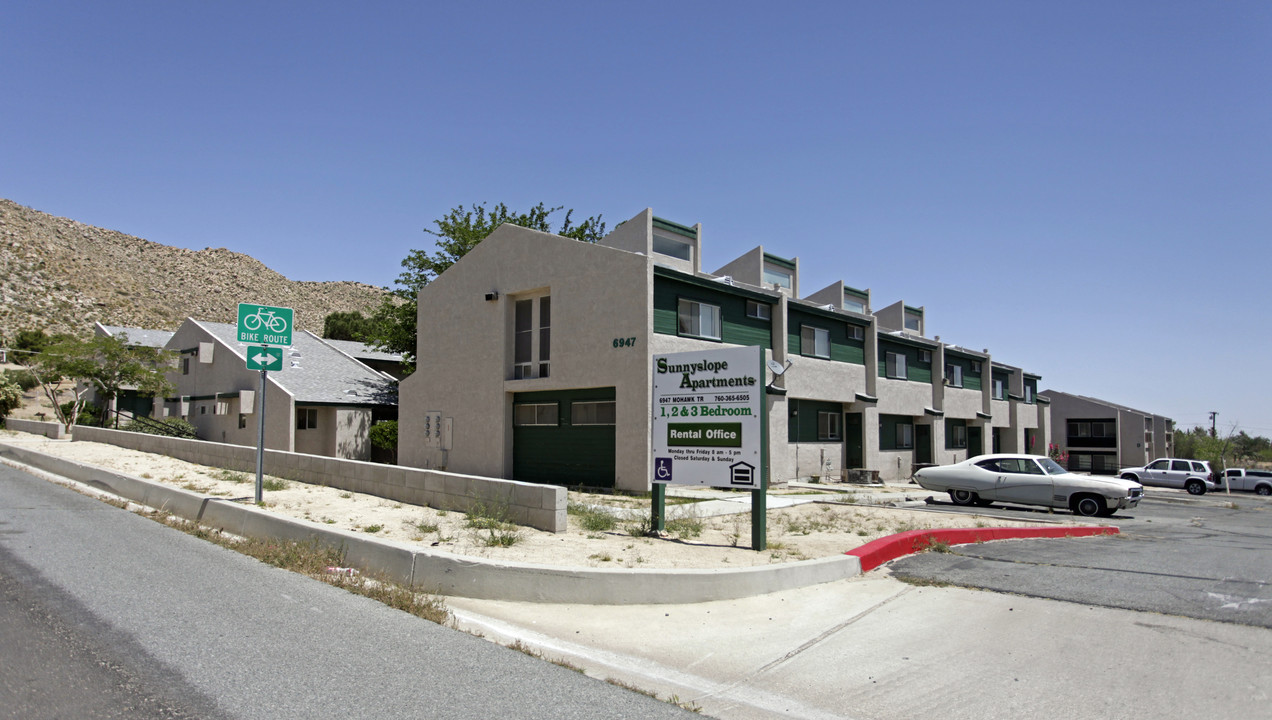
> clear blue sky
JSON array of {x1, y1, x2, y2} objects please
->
[{"x1": 4, "y1": 1, "x2": 1269, "y2": 437}]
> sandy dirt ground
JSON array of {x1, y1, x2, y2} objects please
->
[{"x1": 1, "y1": 432, "x2": 1077, "y2": 569}]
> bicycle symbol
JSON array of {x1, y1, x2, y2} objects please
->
[{"x1": 242, "y1": 308, "x2": 289, "y2": 333}]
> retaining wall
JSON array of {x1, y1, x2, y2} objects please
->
[
  {"x1": 71, "y1": 426, "x2": 565, "y2": 532},
  {"x1": 0, "y1": 442, "x2": 861, "y2": 604},
  {"x1": 4, "y1": 418, "x2": 67, "y2": 439}
]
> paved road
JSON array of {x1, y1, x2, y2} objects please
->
[
  {"x1": 892, "y1": 493, "x2": 1272, "y2": 627},
  {"x1": 0, "y1": 463, "x2": 697, "y2": 720}
]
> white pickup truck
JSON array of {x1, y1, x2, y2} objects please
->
[{"x1": 1221, "y1": 468, "x2": 1272, "y2": 495}]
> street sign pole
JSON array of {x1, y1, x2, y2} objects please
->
[{"x1": 254, "y1": 363, "x2": 267, "y2": 504}]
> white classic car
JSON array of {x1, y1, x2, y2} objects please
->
[{"x1": 915, "y1": 454, "x2": 1144, "y2": 517}]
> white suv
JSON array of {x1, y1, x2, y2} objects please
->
[{"x1": 1119, "y1": 458, "x2": 1216, "y2": 495}]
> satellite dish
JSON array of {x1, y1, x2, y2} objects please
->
[{"x1": 767, "y1": 359, "x2": 789, "y2": 376}]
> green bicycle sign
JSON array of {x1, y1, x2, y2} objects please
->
[{"x1": 237, "y1": 303, "x2": 294, "y2": 346}]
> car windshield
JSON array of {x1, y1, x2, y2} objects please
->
[{"x1": 1038, "y1": 458, "x2": 1068, "y2": 475}]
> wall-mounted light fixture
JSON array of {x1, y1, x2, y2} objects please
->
[{"x1": 485, "y1": 291, "x2": 500, "y2": 302}]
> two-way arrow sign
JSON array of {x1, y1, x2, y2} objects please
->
[{"x1": 246, "y1": 346, "x2": 283, "y2": 371}]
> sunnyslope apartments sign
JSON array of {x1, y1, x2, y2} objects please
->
[{"x1": 651, "y1": 346, "x2": 764, "y2": 489}]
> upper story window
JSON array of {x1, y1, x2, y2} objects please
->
[
  {"x1": 843, "y1": 296, "x2": 867, "y2": 314},
  {"x1": 746, "y1": 300, "x2": 771, "y2": 321},
  {"x1": 944, "y1": 363, "x2": 963, "y2": 388},
  {"x1": 514, "y1": 295, "x2": 551, "y2": 379},
  {"x1": 762, "y1": 265, "x2": 792, "y2": 290},
  {"x1": 1024, "y1": 384, "x2": 1034, "y2": 403},
  {"x1": 652, "y1": 231, "x2": 693, "y2": 261},
  {"x1": 181, "y1": 357, "x2": 190, "y2": 375},
  {"x1": 678, "y1": 299, "x2": 721, "y2": 340},
  {"x1": 885, "y1": 351, "x2": 908, "y2": 380},
  {"x1": 992, "y1": 376, "x2": 1007, "y2": 400},
  {"x1": 801, "y1": 326, "x2": 830, "y2": 359},
  {"x1": 904, "y1": 312, "x2": 922, "y2": 332},
  {"x1": 846, "y1": 325, "x2": 864, "y2": 341}
]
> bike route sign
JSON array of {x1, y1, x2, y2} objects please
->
[
  {"x1": 237, "y1": 303, "x2": 293, "y2": 346},
  {"x1": 651, "y1": 345, "x2": 763, "y2": 489}
]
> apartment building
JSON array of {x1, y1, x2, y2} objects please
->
[
  {"x1": 162, "y1": 319, "x2": 397, "y2": 460},
  {"x1": 1043, "y1": 389, "x2": 1175, "y2": 474},
  {"x1": 398, "y1": 208, "x2": 1049, "y2": 491}
]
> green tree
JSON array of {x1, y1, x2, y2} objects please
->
[
  {"x1": 368, "y1": 420, "x2": 398, "y2": 464},
  {"x1": 10, "y1": 328, "x2": 70, "y2": 366},
  {"x1": 0, "y1": 380, "x2": 22, "y2": 425},
  {"x1": 322, "y1": 311, "x2": 375, "y2": 341},
  {"x1": 365, "y1": 202, "x2": 606, "y2": 370},
  {"x1": 29, "y1": 334, "x2": 175, "y2": 432}
]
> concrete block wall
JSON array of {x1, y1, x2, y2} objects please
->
[
  {"x1": 0, "y1": 441, "x2": 860, "y2": 604},
  {"x1": 5, "y1": 418, "x2": 67, "y2": 439},
  {"x1": 72, "y1": 426, "x2": 566, "y2": 532}
]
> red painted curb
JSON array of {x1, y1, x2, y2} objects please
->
[{"x1": 845, "y1": 526, "x2": 1119, "y2": 573}]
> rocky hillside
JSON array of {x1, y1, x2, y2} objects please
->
[{"x1": 0, "y1": 198, "x2": 392, "y2": 341}]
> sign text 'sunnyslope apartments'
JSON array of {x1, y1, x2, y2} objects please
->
[{"x1": 651, "y1": 346, "x2": 763, "y2": 489}]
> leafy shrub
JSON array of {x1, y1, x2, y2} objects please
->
[
  {"x1": 0, "y1": 381, "x2": 22, "y2": 422},
  {"x1": 60, "y1": 401, "x2": 101, "y2": 426},
  {"x1": 1, "y1": 368, "x2": 39, "y2": 392},
  {"x1": 121, "y1": 416, "x2": 197, "y2": 437}
]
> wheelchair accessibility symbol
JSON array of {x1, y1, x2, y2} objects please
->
[{"x1": 654, "y1": 457, "x2": 673, "y2": 482}]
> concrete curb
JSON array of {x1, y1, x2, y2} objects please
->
[
  {"x1": 0, "y1": 442, "x2": 860, "y2": 605},
  {"x1": 846, "y1": 526, "x2": 1120, "y2": 572}
]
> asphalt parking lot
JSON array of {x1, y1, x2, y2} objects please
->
[{"x1": 891, "y1": 490, "x2": 1272, "y2": 627}]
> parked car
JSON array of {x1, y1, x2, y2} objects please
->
[
  {"x1": 914, "y1": 454, "x2": 1144, "y2": 517},
  {"x1": 1118, "y1": 458, "x2": 1216, "y2": 495},
  {"x1": 1222, "y1": 468, "x2": 1272, "y2": 495}
]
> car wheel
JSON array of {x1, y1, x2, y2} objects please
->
[
  {"x1": 1185, "y1": 480, "x2": 1206, "y2": 495},
  {"x1": 974, "y1": 499, "x2": 995, "y2": 507},
  {"x1": 1120, "y1": 473, "x2": 1138, "y2": 482},
  {"x1": 949, "y1": 489, "x2": 978, "y2": 506},
  {"x1": 1256, "y1": 485, "x2": 1271, "y2": 496},
  {"x1": 1072, "y1": 495, "x2": 1105, "y2": 517}
]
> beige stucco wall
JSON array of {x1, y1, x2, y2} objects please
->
[{"x1": 399, "y1": 225, "x2": 653, "y2": 492}]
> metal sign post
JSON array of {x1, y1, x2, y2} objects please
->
[
  {"x1": 650, "y1": 346, "x2": 767, "y2": 550},
  {"x1": 238, "y1": 301, "x2": 292, "y2": 505},
  {"x1": 255, "y1": 365, "x2": 267, "y2": 504}
]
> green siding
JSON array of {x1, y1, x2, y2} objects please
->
[
  {"x1": 788, "y1": 398, "x2": 843, "y2": 443},
  {"x1": 764, "y1": 253, "x2": 796, "y2": 271},
  {"x1": 944, "y1": 354, "x2": 983, "y2": 391},
  {"x1": 653, "y1": 217, "x2": 697, "y2": 238},
  {"x1": 879, "y1": 414, "x2": 914, "y2": 451},
  {"x1": 513, "y1": 387, "x2": 616, "y2": 488},
  {"x1": 653, "y1": 276, "x2": 772, "y2": 348},
  {"x1": 877, "y1": 339, "x2": 932, "y2": 383},
  {"x1": 786, "y1": 308, "x2": 866, "y2": 365}
]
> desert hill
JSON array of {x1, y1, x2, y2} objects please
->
[{"x1": 0, "y1": 198, "x2": 392, "y2": 341}]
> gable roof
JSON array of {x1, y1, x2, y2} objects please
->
[
  {"x1": 96, "y1": 323, "x2": 175, "y2": 349},
  {"x1": 319, "y1": 338, "x2": 403, "y2": 364},
  {"x1": 188, "y1": 320, "x2": 396, "y2": 406}
]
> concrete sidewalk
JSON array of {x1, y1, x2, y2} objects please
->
[{"x1": 446, "y1": 572, "x2": 1272, "y2": 720}]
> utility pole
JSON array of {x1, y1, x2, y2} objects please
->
[{"x1": 1209, "y1": 411, "x2": 1218, "y2": 438}]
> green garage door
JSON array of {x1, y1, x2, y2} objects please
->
[{"x1": 513, "y1": 387, "x2": 616, "y2": 489}]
